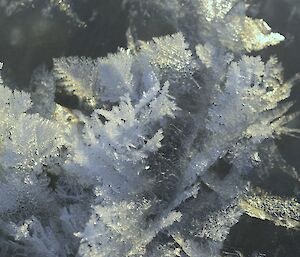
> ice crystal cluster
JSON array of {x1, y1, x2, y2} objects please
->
[
  {"x1": 0, "y1": 0, "x2": 299, "y2": 257},
  {"x1": 0, "y1": 0, "x2": 84, "y2": 27}
]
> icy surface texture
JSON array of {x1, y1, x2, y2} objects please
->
[{"x1": 0, "y1": 0, "x2": 299, "y2": 257}]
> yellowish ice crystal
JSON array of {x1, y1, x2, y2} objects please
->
[
  {"x1": 50, "y1": 0, "x2": 86, "y2": 27},
  {"x1": 197, "y1": 0, "x2": 238, "y2": 22},
  {"x1": 240, "y1": 189, "x2": 300, "y2": 229},
  {"x1": 241, "y1": 17, "x2": 285, "y2": 52}
]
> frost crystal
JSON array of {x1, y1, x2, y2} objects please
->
[
  {"x1": 0, "y1": 0, "x2": 299, "y2": 257},
  {"x1": 0, "y1": 0, "x2": 85, "y2": 26}
]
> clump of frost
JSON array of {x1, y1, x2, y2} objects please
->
[{"x1": 0, "y1": 0, "x2": 299, "y2": 257}]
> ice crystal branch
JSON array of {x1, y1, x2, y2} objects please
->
[{"x1": 0, "y1": 0, "x2": 299, "y2": 257}]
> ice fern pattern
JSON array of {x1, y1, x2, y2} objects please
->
[{"x1": 0, "y1": 0, "x2": 299, "y2": 257}]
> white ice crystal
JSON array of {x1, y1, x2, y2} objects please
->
[
  {"x1": 0, "y1": 70, "x2": 63, "y2": 171},
  {"x1": 0, "y1": 0, "x2": 299, "y2": 257}
]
